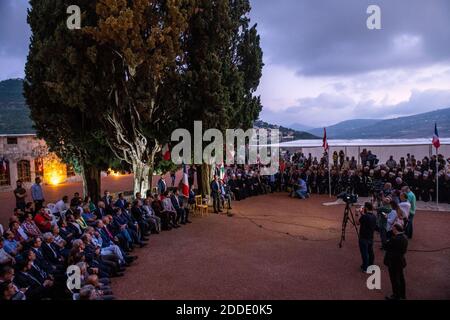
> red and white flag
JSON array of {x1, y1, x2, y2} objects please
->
[
  {"x1": 162, "y1": 144, "x2": 171, "y2": 161},
  {"x1": 432, "y1": 123, "x2": 441, "y2": 150},
  {"x1": 323, "y1": 128, "x2": 329, "y2": 152},
  {"x1": 182, "y1": 164, "x2": 190, "y2": 198}
]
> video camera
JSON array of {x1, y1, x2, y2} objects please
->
[{"x1": 337, "y1": 192, "x2": 358, "y2": 205}]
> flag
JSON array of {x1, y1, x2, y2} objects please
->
[
  {"x1": 219, "y1": 163, "x2": 225, "y2": 180},
  {"x1": 162, "y1": 144, "x2": 171, "y2": 161},
  {"x1": 181, "y1": 164, "x2": 190, "y2": 198},
  {"x1": 432, "y1": 123, "x2": 441, "y2": 150},
  {"x1": 323, "y1": 128, "x2": 329, "y2": 152}
]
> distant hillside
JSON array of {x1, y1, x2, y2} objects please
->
[
  {"x1": 289, "y1": 123, "x2": 314, "y2": 132},
  {"x1": 254, "y1": 120, "x2": 319, "y2": 141},
  {"x1": 0, "y1": 79, "x2": 34, "y2": 134},
  {"x1": 313, "y1": 109, "x2": 450, "y2": 139},
  {"x1": 309, "y1": 119, "x2": 381, "y2": 138}
]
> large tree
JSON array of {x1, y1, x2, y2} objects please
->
[
  {"x1": 179, "y1": 0, "x2": 263, "y2": 196},
  {"x1": 86, "y1": 0, "x2": 194, "y2": 195},
  {"x1": 24, "y1": 0, "x2": 116, "y2": 202}
]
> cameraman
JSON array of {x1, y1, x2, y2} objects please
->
[{"x1": 356, "y1": 202, "x2": 377, "y2": 272}]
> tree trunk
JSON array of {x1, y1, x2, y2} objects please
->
[
  {"x1": 148, "y1": 165, "x2": 154, "y2": 195},
  {"x1": 81, "y1": 164, "x2": 101, "y2": 204},
  {"x1": 133, "y1": 160, "x2": 150, "y2": 196},
  {"x1": 200, "y1": 163, "x2": 212, "y2": 198},
  {"x1": 196, "y1": 165, "x2": 203, "y2": 195}
]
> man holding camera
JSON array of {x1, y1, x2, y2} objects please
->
[{"x1": 356, "y1": 202, "x2": 377, "y2": 272}]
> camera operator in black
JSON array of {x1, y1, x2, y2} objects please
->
[{"x1": 356, "y1": 202, "x2": 377, "y2": 272}]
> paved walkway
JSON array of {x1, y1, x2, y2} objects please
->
[{"x1": 111, "y1": 194, "x2": 450, "y2": 300}]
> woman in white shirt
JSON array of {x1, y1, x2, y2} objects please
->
[{"x1": 398, "y1": 193, "x2": 411, "y2": 220}]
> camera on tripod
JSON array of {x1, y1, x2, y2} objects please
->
[{"x1": 337, "y1": 192, "x2": 358, "y2": 205}]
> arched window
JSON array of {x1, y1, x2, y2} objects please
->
[
  {"x1": 17, "y1": 160, "x2": 31, "y2": 182},
  {"x1": 0, "y1": 159, "x2": 10, "y2": 186}
]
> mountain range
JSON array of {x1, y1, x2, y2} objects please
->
[
  {"x1": 1, "y1": 78, "x2": 449, "y2": 139},
  {"x1": 0, "y1": 79, "x2": 34, "y2": 134},
  {"x1": 292, "y1": 109, "x2": 450, "y2": 139}
]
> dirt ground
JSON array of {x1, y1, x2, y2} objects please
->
[{"x1": 111, "y1": 194, "x2": 450, "y2": 300}]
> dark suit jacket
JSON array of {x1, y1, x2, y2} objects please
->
[
  {"x1": 41, "y1": 242, "x2": 63, "y2": 265},
  {"x1": 31, "y1": 248, "x2": 54, "y2": 274},
  {"x1": 115, "y1": 199, "x2": 128, "y2": 210},
  {"x1": 210, "y1": 180, "x2": 220, "y2": 195},
  {"x1": 14, "y1": 271, "x2": 45, "y2": 300},
  {"x1": 384, "y1": 233, "x2": 408, "y2": 268},
  {"x1": 98, "y1": 228, "x2": 114, "y2": 248},
  {"x1": 171, "y1": 195, "x2": 182, "y2": 210},
  {"x1": 158, "y1": 179, "x2": 167, "y2": 194},
  {"x1": 131, "y1": 206, "x2": 145, "y2": 222}
]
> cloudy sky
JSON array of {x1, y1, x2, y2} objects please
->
[{"x1": 1, "y1": 0, "x2": 450, "y2": 127}]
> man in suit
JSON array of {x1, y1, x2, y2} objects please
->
[
  {"x1": 210, "y1": 175, "x2": 222, "y2": 214},
  {"x1": 102, "y1": 191, "x2": 114, "y2": 215},
  {"x1": 95, "y1": 201, "x2": 108, "y2": 219},
  {"x1": 29, "y1": 237, "x2": 56, "y2": 274},
  {"x1": 171, "y1": 189, "x2": 191, "y2": 225},
  {"x1": 114, "y1": 193, "x2": 128, "y2": 210},
  {"x1": 158, "y1": 177, "x2": 167, "y2": 195},
  {"x1": 13, "y1": 259, "x2": 54, "y2": 300},
  {"x1": 41, "y1": 233, "x2": 65, "y2": 266},
  {"x1": 384, "y1": 224, "x2": 408, "y2": 300}
]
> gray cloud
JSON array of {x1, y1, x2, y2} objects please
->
[
  {"x1": 251, "y1": 0, "x2": 450, "y2": 76},
  {"x1": 0, "y1": 0, "x2": 30, "y2": 80},
  {"x1": 261, "y1": 88, "x2": 450, "y2": 128}
]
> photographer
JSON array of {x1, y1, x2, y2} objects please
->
[{"x1": 356, "y1": 203, "x2": 377, "y2": 272}]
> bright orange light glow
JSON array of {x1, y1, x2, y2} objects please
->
[
  {"x1": 108, "y1": 169, "x2": 121, "y2": 177},
  {"x1": 43, "y1": 153, "x2": 67, "y2": 186}
]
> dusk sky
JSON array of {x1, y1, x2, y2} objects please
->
[{"x1": 1, "y1": 0, "x2": 450, "y2": 127}]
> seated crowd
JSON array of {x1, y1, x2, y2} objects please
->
[{"x1": 0, "y1": 180, "x2": 192, "y2": 300}]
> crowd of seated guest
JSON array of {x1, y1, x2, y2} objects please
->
[{"x1": 0, "y1": 183, "x2": 193, "y2": 300}]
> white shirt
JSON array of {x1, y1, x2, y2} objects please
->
[
  {"x1": 399, "y1": 202, "x2": 411, "y2": 219},
  {"x1": 142, "y1": 205, "x2": 155, "y2": 217},
  {"x1": 55, "y1": 199, "x2": 69, "y2": 213},
  {"x1": 387, "y1": 210, "x2": 404, "y2": 232},
  {"x1": 17, "y1": 226, "x2": 29, "y2": 241},
  {"x1": 162, "y1": 198, "x2": 176, "y2": 213}
]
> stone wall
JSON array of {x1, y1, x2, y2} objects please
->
[{"x1": 0, "y1": 135, "x2": 54, "y2": 192}]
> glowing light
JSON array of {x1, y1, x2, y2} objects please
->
[
  {"x1": 49, "y1": 175, "x2": 64, "y2": 186},
  {"x1": 43, "y1": 153, "x2": 67, "y2": 186},
  {"x1": 108, "y1": 168, "x2": 122, "y2": 177}
]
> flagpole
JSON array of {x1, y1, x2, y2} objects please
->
[
  {"x1": 328, "y1": 150, "x2": 332, "y2": 198},
  {"x1": 436, "y1": 147, "x2": 439, "y2": 210}
]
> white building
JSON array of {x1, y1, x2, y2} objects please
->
[{"x1": 0, "y1": 134, "x2": 74, "y2": 192}]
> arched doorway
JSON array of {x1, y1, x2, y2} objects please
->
[{"x1": 17, "y1": 160, "x2": 32, "y2": 182}]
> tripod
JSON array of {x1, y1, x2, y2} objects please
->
[{"x1": 338, "y1": 202, "x2": 359, "y2": 248}]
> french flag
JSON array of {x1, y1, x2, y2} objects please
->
[
  {"x1": 323, "y1": 128, "x2": 329, "y2": 152},
  {"x1": 432, "y1": 123, "x2": 441, "y2": 150},
  {"x1": 182, "y1": 163, "x2": 190, "y2": 198},
  {"x1": 162, "y1": 144, "x2": 171, "y2": 161}
]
